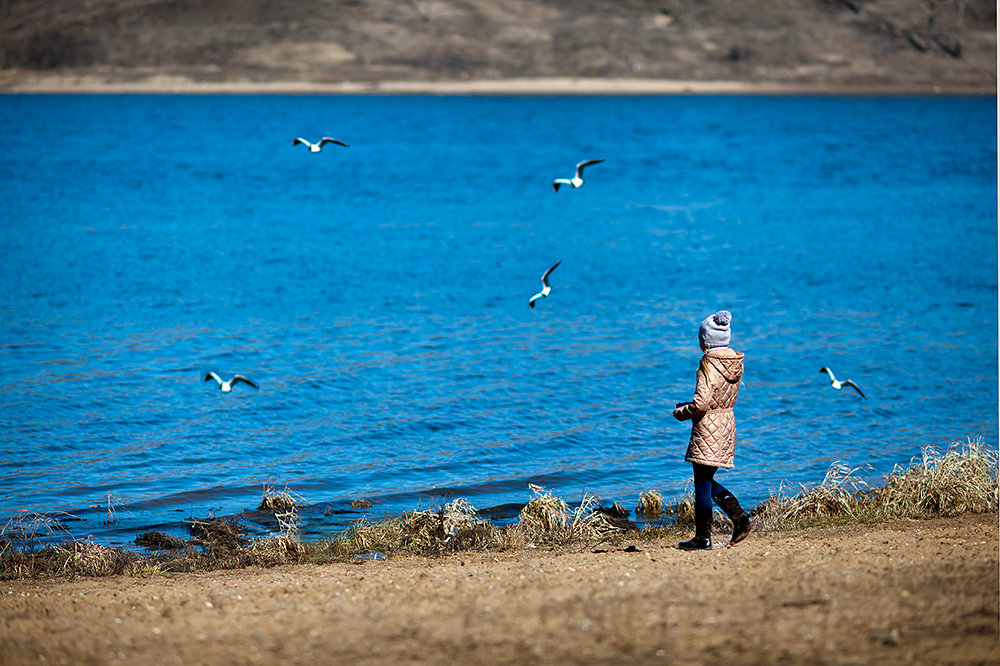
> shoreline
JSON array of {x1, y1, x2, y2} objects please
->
[
  {"x1": 0, "y1": 74, "x2": 995, "y2": 96},
  {"x1": 1, "y1": 513, "x2": 996, "y2": 665}
]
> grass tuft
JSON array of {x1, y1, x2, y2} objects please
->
[
  {"x1": 636, "y1": 490, "x2": 664, "y2": 519},
  {"x1": 754, "y1": 438, "x2": 998, "y2": 530},
  {"x1": 187, "y1": 517, "x2": 248, "y2": 548},
  {"x1": 99, "y1": 491, "x2": 129, "y2": 525},
  {"x1": 875, "y1": 437, "x2": 998, "y2": 518},
  {"x1": 135, "y1": 531, "x2": 186, "y2": 551},
  {"x1": 57, "y1": 541, "x2": 137, "y2": 577},
  {"x1": 506, "y1": 485, "x2": 632, "y2": 548},
  {"x1": 257, "y1": 484, "x2": 306, "y2": 512},
  {"x1": 330, "y1": 498, "x2": 501, "y2": 559},
  {"x1": 0, "y1": 510, "x2": 75, "y2": 552}
]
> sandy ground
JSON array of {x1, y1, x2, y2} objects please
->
[
  {"x1": 0, "y1": 73, "x2": 994, "y2": 95},
  {"x1": 0, "y1": 513, "x2": 996, "y2": 665}
]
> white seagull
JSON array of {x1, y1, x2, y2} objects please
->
[
  {"x1": 553, "y1": 158, "x2": 604, "y2": 192},
  {"x1": 292, "y1": 137, "x2": 349, "y2": 152},
  {"x1": 529, "y1": 260, "x2": 562, "y2": 309},
  {"x1": 818, "y1": 367, "x2": 866, "y2": 399},
  {"x1": 204, "y1": 371, "x2": 260, "y2": 393}
]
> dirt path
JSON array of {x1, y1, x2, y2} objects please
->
[{"x1": 1, "y1": 513, "x2": 997, "y2": 665}]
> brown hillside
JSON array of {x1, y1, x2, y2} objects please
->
[{"x1": 0, "y1": 0, "x2": 995, "y2": 90}]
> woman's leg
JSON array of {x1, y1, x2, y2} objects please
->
[
  {"x1": 693, "y1": 463, "x2": 716, "y2": 511},
  {"x1": 710, "y1": 476, "x2": 753, "y2": 545},
  {"x1": 680, "y1": 464, "x2": 716, "y2": 550}
]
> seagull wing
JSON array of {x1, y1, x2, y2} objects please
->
[
  {"x1": 232, "y1": 375, "x2": 260, "y2": 390},
  {"x1": 818, "y1": 367, "x2": 836, "y2": 382},
  {"x1": 540, "y1": 260, "x2": 561, "y2": 287},
  {"x1": 319, "y1": 137, "x2": 349, "y2": 147},
  {"x1": 575, "y1": 158, "x2": 604, "y2": 178},
  {"x1": 553, "y1": 179, "x2": 570, "y2": 192},
  {"x1": 529, "y1": 292, "x2": 542, "y2": 308},
  {"x1": 843, "y1": 380, "x2": 866, "y2": 399},
  {"x1": 292, "y1": 138, "x2": 311, "y2": 148},
  {"x1": 203, "y1": 371, "x2": 223, "y2": 386}
]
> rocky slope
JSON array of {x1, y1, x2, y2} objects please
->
[{"x1": 0, "y1": 0, "x2": 995, "y2": 89}]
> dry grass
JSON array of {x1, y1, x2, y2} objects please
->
[
  {"x1": 134, "y1": 531, "x2": 186, "y2": 551},
  {"x1": 755, "y1": 438, "x2": 998, "y2": 530},
  {"x1": 0, "y1": 539, "x2": 140, "y2": 578},
  {"x1": 257, "y1": 484, "x2": 306, "y2": 512},
  {"x1": 329, "y1": 498, "x2": 501, "y2": 559},
  {"x1": 662, "y1": 486, "x2": 696, "y2": 527},
  {"x1": 246, "y1": 484, "x2": 311, "y2": 565},
  {"x1": 636, "y1": 490, "x2": 664, "y2": 519},
  {"x1": 506, "y1": 485, "x2": 631, "y2": 548},
  {"x1": 56, "y1": 541, "x2": 138, "y2": 576},
  {"x1": 244, "y1": 532, "x2": 308, "y2": 566},
  {"x1": 0, "y1": 510, "x2": 75, "y2": 552},
  {"x1": 2, "y1": 439, "x2": 995, "y2": 578},
  {"x1": 875, "y1": 437, "x2": 998, "y2": 517},
  {"x1": 754, "y1": 462, "x2": 872, "y2": 529},
  {"x1": 187, "y1": 517, "x2": 248, "y2": 549},
  {"x1": 95, "y1": 491, "x2": 130, "y2": 526}
]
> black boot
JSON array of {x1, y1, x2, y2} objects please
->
[
  {"x1": 678, "y1": 506, "x2": 713, "y2": 550},
  {"x1": 714, "y1": 490, "x2": 752, "y2": 545}
]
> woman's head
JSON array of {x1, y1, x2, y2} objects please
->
[{"x1": 699, "y1": 310, "x2": 732, "y2": 350}]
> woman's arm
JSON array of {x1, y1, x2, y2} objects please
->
[{"x1": 672, "y1": 360, "x2": 714, "y2": 421}]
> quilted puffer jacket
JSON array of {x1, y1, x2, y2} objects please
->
[{"x1": 672, "y1": 348, "x2": 744, "y2": 469}]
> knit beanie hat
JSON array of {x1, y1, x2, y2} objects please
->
[{"x1": 699, "y1": 310, "x2": 732, "y2": 349}]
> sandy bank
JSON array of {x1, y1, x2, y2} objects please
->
[
  {"x1": 1, "y1": 513, "x2": 996, "y2": 665},
  {"x1": 0, "y1": 74, "x2": 994, "y2": 96}
]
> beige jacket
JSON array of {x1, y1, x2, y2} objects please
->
[{"x1": 672, "y1": 347, "x2": 744, "y2": 469}]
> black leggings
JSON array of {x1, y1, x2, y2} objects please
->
[{"x1": 693, "y1": 463, "x2": 729, "y2": 510}]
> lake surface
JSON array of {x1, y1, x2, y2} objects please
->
[{"x1": 0, "y1": 93, "x2": 996, "y2": 548}]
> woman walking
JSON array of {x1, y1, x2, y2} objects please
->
[{"x1": 672, "y1": 310, "x2": 752, "y2": 550}]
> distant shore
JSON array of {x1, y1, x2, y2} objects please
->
[{"x1": 0, "y1": 74, "x2": 994, "y2": 95}]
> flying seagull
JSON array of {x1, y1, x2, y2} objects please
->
[
  {"x1": 204, "y1": 371, "x2": 260, "y2": 393},
  {"x1": 529, "y1": 260, "x2": 562, "y2": 309},
  {"x1": 553, "y1": 159, "x2": 604, "y2": 192},
  {"x1": 292, "y1": 137, "x2": 349, "y2": 152},
  {"x1": 818, "y1": 367, "x2": 866, "y2": 399}
]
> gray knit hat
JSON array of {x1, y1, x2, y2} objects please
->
[{"x1": 699, "y1": 310, "x2": 732, "y2": 349}]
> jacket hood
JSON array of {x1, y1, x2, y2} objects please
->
[{"x1": 704, "y1": 349, "x2": 744, "y2": 383}]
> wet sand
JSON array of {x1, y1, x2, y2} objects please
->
[{"x1": 1, "y1": 513, "x2": 996, "y2": 665}]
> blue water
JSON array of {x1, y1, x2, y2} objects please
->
[{"x1": 0, "y1": 94, "x2": 996, "y2": 548}]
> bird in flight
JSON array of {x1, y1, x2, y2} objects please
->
[
  {"x1": 529, "y1": 260, "x2": 562, "y2": 309},
  {"x1": 818, "y1": 367, "x2": 866, "y2": 399},
  {"x1": 204, "y1": 371, "x2": 260, "y2": 393},
  {"x1": 292, "y1": 137, "x2": 349, "y2": 152},
  {"x1": 553, "y1": 159, "x2": 604, "y2": 191}
]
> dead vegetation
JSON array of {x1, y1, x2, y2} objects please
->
[
  {"x1": 134, "y1": 531, "x2": 185, "y2": 551},
  {"x1": 754, "y1": 437, "x2": 999, "y2": 530},
  {"x1": 0, "y1": 510, "x2": 75, "y2": 552},
  {"x1": 1, "y1": 439, "x2": 996, "y2": 579},
  {"x1": 329, "y1": 498, "x2": 501, "y2": 559},
  {"x1": 505, "y1": 485, "x2": 633, "y2": 549},
  {"x1": 635, "y1": 490, "x2": 664, "y2": 519},
  {"x1": 0, "y1": 537, "x2": 140, "y2": 579},
  {"x1": 257, "y1": 484, "x2": 305, "y2": 513}
]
